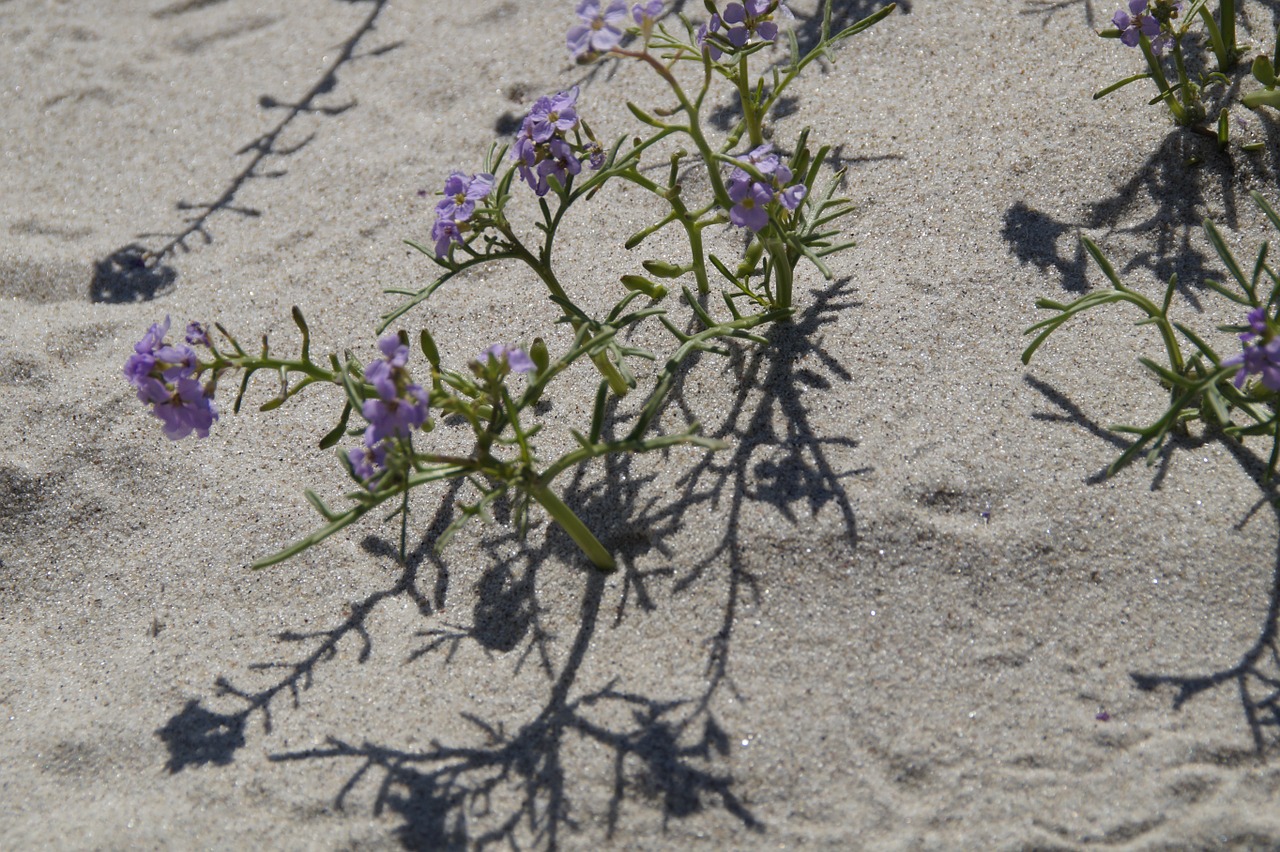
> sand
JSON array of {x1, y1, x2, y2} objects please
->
[{"x1": 5, "y1": 0, "x2": 1280, "y2": 848}]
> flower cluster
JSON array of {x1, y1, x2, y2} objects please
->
[
  {"x1": 511, "y1": 87, "x2": 602, "y2": 197},
  {"x1": 350, "y1": 334, "x2": 430, "y2": 485},
  {"x1": 124, "y1": 317, "x2": 218, "y2": 440},
  {"x1": 724, "y1": 144, "x2": 806, "y2": 232},
  {"x1": 1225, "y1": 307, "x2": 1280, "y2": 391},
  {"x1": 476, "y1": 343, "x2": 536, "y2": 375},
  {"x1": 1111, "y1": 0, "x2": 1177, "y2": 54},
  {"x1": 429, "y1": 171, "x2": 493, "y2": 258},
  {"x1": 699, "y1": 0, "x2": 790, "y2": 58}
]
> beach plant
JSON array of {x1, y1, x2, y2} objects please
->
[
  {"x1": 1023, "y1": 190, "x2": 1280, "y2": 478},
  {"x1": 1094, "y1": 0, "x2": 1279, "y2": 149},
  {"x1": 123, "y1": 0, "x2": 893, "y2": 571}
]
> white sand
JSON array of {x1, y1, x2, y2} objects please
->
[{"x1": 4, "y1": 0, "x2": 1280, "y2": 847}]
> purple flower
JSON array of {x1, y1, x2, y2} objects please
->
[
  {"x1": 430, "y1": 171, "x2": 493, "y2": 258},
  {"x1": 779, "y1": 183, "x2": 807, "y2": 211},
  {"x1": 633, "y1": 0, "x2": 663, "y2": 24},
  {"x1": 436, "y1": 171, "x2": 494, "y2": 222},
  {"x1": 567, "y1": 0, "x2": 629, "y2": 60},
  {"x1": 721, "y1": 0, "x2": 788, "y2": 46},
  {"x1": 431, "y1": 218, "x2": 462, "y2": 259},
  {"x1": 538, "y1": 137, "x2": 583, "y2": 190},
  {"x1": 728, "y1": 180, "x2": 773, "y2": 231},
  {"x1": 185, "y1": 321, "x2": 211, "y2": 347},
  {"x1": 511, "y1": 90, "x2": 596, "y2": 196},
  {"x1": 124, "y1": 317, "x2": 218, "y2": 440},
  {"x1": 724, "y1": 145, "x2": 805, "y2": 230},
  {"x1": 1112, "y1": 0, "x2": 1160, "y2": 47},
  {"x1": 1245, "y1": 306, "x2": 1269, "y2": 337},
  {"x1": 349, "y1": 438, "x2": 389, "y2": 485},
  {"x1": 697, "y1": 14, "x2": 724, "y2": 59},
  {"x1": 150, "y1": 377, "x2": 219, "y2": 440},
  {"x1": 481, "y1": 344, "x2": 536, "y2": 374},
  {"x1": 528, "y1": 88, "x2": 580, "y2": 143},
  {"x1": 1226, "y1": 308, "x2": 1280, "y2": 391},
  {"x1": 361, "y1": 334, "x2": 429, "y2": 445}
]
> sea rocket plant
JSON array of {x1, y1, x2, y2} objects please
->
[
  {"x1": 1090, "y1": 0, "x2": 1280, "y2": 145},
  {"x1": 1024, "y1": 191, "x2": 1280, "y2": 478},
  {"x1": 124, "y1": 0, "x2": 893, "y2": 570}
]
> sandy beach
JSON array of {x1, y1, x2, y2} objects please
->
[{"x1": 5, "y1": 0, "x2": 1280, "y2": 847}]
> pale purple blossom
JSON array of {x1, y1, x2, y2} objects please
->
[
  {"x1": 429, "y1": 171, "x2": 493, "y2": 258},
  {"x1": 185, "y1": 321, "x2": 211, "y2": 347},
  {"x1": 697, "y1": 14, "x2": 724, "y2": 60},
  {"x1": 567, "y1": 0, "x2": 629, "y2": 60},
  {"x1": 361, "y1": 334, "x2": 429, "y2": 446},
  {"x1": 729, "y1": 180, "x2": 774, "y2": 231},
  {"x1": 511, "y1": 88, "x2": 600, "y2": 197},
  {"x1": 633, "y1": 0, "x2": 663, "y2": 24},
  {"x1": 436, "y1": 171, "x2": 494, "y2": 222},
  {"x1": 1226, "y1": 307, "x2": 1280, "y2": 391},
  {"x1": 722, "y1": 0, "x2": 789, "y2": 46},
  {"x1": 724, "y1": 145, "x2": 806, "y2": 231},
  {"x1": 529, "y1": 88, "x2": 580, "y2": 142},
  {"x1": 124, "y1": 317, "x2": 218, "y2": 440},
  {"x1": 1112, "y1": 0, "x2": 1160, "y2": 47},
  {"x1": 481, "y1": 344, "x2": 536, "y2": 374},
  {"x1": 349, "y1": 439, "x2": 388, "y2": 485}
]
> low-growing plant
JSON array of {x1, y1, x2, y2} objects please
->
[
  {"x1": 1094, "y1": 0, "x2": 1279, "y2": 149},
  {"x1": 123, "y1": 0, "x2": 893, "y2": 571},
  {"x1": 1023, "y1": 190, "x2": 1280, "y2": 477}
]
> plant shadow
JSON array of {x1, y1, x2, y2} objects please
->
[
  {"x1": 1024, "y1": 374, "x2": 1280, "y2": 759},
  {"x1": 155, "y1": 275, "x2": 864, "y2": 845},
  {"x1": 92, "y1": 0, "x2": 399, "y2": 303}
]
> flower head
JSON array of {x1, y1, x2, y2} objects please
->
[
  {"x1": 436, "y1": 171, "x2": 494, "y2": 221},
  {"x1": 724, "y1": 145, "x2": 806, "y2": 232},
  {"x1": 1112, "y1": 0, "x2": 1165, "y2": 50},
  {"x1": 361, "y1": 334, "x2": 429, "y2": 446},
  {"x1": 430, "y1": 170, "x2": 493, "y2": 258},
  {"x1": 696, "y1": 14, "x2": 724, "y2": 60},
  {"x1": 528, "y1": 88, "x2": 580, "y2": 143},
  {"x1": 185, "y1": 321, "x2": 211, "y2": 347},
  {"x1": 567, "y1": 0, "x2": 629, "y2": 60},
  {"x1": 480, "y1": 343, "x2": 536, "y2": 374},
  {"x1": 349, "y1": 438, "x2": 389, "y2": 486},
  {"x1": 124, "y1": 317, "x2": 218, "y2": 440},
  {"x1": 720, "y1": 0, "x2": 790, "y2": 48},
  {"x1": 1226, "y1": 308, "x2": 1280, "y2": 391},
  {"x1": 728, "y1": 180, "x2": 774, "y2": 231},
  {"x1": 633, "y1": 0, "x2": 663, "y2": 25},
  {"x1": 511, "y1": 88, "x2": 600, "y2": 197}
]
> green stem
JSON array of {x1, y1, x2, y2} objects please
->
[
  {"x1": 1197, "y1": 4, "x2": 1231, "y2": 71},
  {"x1": 736, "y1": 53, "x2": 763, "y2": 147},
  {"x1": 1139, "y1": 35, "x2": 1188, "y2": 124},
  {"x1": 763, "y1": 236, "x2": 793, "y2": 310},
  {"x1": 528, "y1": 480, "x2": 615, "y2": 571},
  {"x1": 613, "y1": 48, "x2": 732, "y2": 207},
  {"x1": 1221, "y1": 0, "x2": 1236, "y2": 67}
]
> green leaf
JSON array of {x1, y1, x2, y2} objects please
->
[
  {"x1": 318, "y1": 402, "x2": 352, "y2": 449},
  {"x1": 1254, "y1": 54, "x2": 1277, "y2": 87},
  {"x1": 1093, "y1": 72, "x2": 1153, "y2": 100}
]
